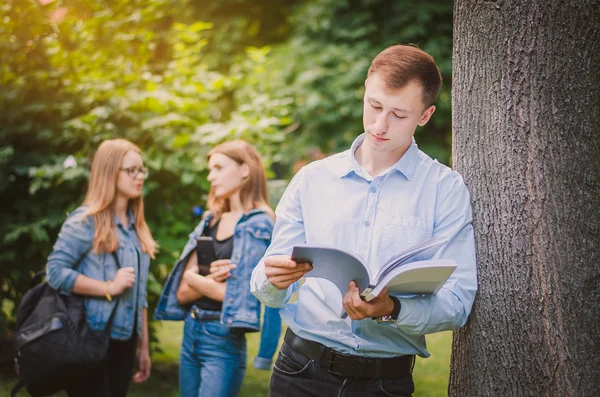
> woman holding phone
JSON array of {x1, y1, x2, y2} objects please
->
[
  {"x1": 46, "y1": 139, "x2": 156, "y2": 397},
  {"x1": 155, "y1": 139, "x2": 281, "y2": 397}
]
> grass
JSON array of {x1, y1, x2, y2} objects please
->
[{"x1": 0, "y1": 322, "x2": 452, "y2": 397}]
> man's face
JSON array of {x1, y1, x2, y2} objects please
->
[{"x1": 362, "y1": 73, "x2": 435, "y2": 155}]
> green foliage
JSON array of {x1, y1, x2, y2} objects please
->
[
  {"x1": 0, "y1": 0, "x2": 452, "y2": 343},
  {"x1": 239, "y1": 0, "x2": 453, "y2": 164},
  {"x1": 0, "y1": 0, "x2": 291, "y2": 339}
]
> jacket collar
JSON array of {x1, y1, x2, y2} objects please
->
[{"x1": 202, "y1": 207, "x2": 270, "y2": 226}]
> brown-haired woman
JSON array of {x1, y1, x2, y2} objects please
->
[
  {"x1": 155, "y1": 139, "x2": 282, "y2": 397},
  {"x1": 46, "y1": 138, "x2": 156, "y2": 397}
]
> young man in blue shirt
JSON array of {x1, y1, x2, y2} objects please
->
[{"x1": 251, "y1": 45, "x2": 478, "y2": 397}]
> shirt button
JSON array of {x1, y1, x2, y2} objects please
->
[
  {"x1": 229, "y1": 298, "x2": 234, "y2": 303},
  {"x1": 364, "y1": 220, "x2": 370, "y2": 227},
  {"x1": 370, "y1": 187, "x2": 376, "y2": 193},
  {"x1": 227, "y1": 319, "x2": 233, "y2": 324}
]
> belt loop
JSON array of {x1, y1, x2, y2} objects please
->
[{"x1": 316, "y1": 345, "x2": 326, "y2": 367}]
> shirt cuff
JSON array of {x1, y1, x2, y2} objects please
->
[
  {"x1": 253, "y1": 356, "x2": 273, "y2": 370},
  {"x1": 251, "y1": 261, "x2": 289, "y2": 308},
  {"x1": 256, "y1": 278, "x2": 288, "y2": 308},
  {"x1": 59, "y1": 270, "x2": 80, "y2": 295}
]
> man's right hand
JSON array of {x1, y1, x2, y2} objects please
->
[
  {"x1": 109, "y1": 267, "x2": 136, "y2": 296},
  {"x1": 264, "y1": 255, "x2": 312, "y2": 290}
]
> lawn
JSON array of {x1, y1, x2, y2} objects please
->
[{"x1": 0, "y1": 322, "x2": 452, "y2": 397}]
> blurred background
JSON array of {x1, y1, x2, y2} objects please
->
[{"x1": 0, "y1": 1, "x2": 453, "y2": 395}]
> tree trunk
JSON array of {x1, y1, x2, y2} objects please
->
[{"x1": 450, "y1": 1, "x2": 600, "y2": 396}]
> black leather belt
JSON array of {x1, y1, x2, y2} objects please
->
[{"x1": 284, "y1": 329, "x2": 414, "y2": 379}]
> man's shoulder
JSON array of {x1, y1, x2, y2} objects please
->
[
  {"x1": 415, "y1": 148, "x2": 464, "y2": 185},
  {"x1": 300, "y1": 150, "x2": 350, "y2": 176}
]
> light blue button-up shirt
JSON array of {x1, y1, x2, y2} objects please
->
[{"x1": 250, "y1": 134, "x2": 477, "y2": 358}]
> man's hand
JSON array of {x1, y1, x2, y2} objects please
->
[
  {"x1": 209, "y1": 259, "x2": 237, "y2": 282},
  {"x1": 264, "y1": 255, "x2": 313, "y2": 290},
  {"x1": 343, "y1": 281, "x2": 394, "y2": 320}
]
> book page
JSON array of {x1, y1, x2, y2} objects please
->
[
  {"x1": 291, "y1": 245, "x2": 372, "y2": 296},
  {"x1": 375, "y1": 238, "x2": 447, "y2": 283},
  {"x1": 365, "y1": 259, "x2": 456, "y2": 302}
]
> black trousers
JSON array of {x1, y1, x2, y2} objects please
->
[
  {"x1": 66, "y1": 337, "x2": 138, "y2": 397},
  {"x1": 270, "y1": 342, "x2": 414, "y2": 397}
]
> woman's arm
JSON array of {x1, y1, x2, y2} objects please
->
[
  {"x1": 71, "y1": 274, "x2": 112, "y2": 297},
  {"x1": 133, "y1": 308, "x2": 151, "y2": 383},
  {"x1": 176, "y1": 251, "x2": 204, "y2": 305},
  {"x1": 72, "y1": 266, "x2": 136, "y2": 298},
  {"x1": 181, "y1": 272, "x2": 228, "y2": 302},
  {"x1": 46, "y1": 208, "x2": 93, "y2": 294}
]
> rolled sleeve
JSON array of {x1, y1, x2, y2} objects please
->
[
  {"x1": 253, "y1": 356, "x2": 273, "y2": 370},
  {"x1": 45, "y1": 208, "x2": 94, "y2": 294}
]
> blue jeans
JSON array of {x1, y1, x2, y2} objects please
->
[{"x1": 180, "y1": 309, "x2": 247, "y2": 397}]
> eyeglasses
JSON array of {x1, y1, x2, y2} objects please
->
[{"x1": 120, "y1": 166, "x2": 149, "y2": 178}]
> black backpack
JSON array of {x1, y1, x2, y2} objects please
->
[{"x1": 11, "y1": 253, "x2": 122, "y2": 397}]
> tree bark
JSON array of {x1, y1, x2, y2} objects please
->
[{"x1": 450, "y1": 1, "x2": 600, "y2": 396}]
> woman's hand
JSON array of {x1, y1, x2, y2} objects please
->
[
  {"x1": 209, "y1": 259, "x2": 237, "y2": 282},
  {"x1": 108, "y1": 267, "x2": 135, "y2": 296},
  {"x1": 133, "y1": 347, "x2": 151, "y2": 383}
]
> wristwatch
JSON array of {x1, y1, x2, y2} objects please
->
[{"x1": 373, "y1": 296, "x2": 401, "y2": 323}]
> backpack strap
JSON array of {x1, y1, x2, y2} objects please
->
[
  {"x1": 103, "y1": 252, "x2": 123, "y2": 331},
  {"x1": 10, "y1": 379, "x2": 24, "y2": 397}
]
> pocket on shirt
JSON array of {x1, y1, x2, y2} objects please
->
[{"x1": 381, "y1": 211, "x2": 432, "y2": 239}]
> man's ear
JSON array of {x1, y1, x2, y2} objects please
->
[{"x1": 418, "y1": 105, "x2": 436, "y2": 127}]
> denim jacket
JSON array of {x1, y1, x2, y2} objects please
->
[
  {"x1": 154, "y1": 209, "x2": 282, "y2": 369},
  {"x1": 46, "y1": 206, "x2": 150, "y2": 340}
]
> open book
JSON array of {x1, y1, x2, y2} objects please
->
[{"x1": 291, "y1": 238, "x2": 456, "y2": 316}]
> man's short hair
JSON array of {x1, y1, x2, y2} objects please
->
[{"x1": 367, "y1": 45, "x2": 442, "y2": 107}]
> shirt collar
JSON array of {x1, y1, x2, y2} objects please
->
[
  {"x1": 114, "y1": 208, "x2": 136, "y2": 230},
  {"x1": 340, "y1": 133, "x2": 419, "y2": 180}
]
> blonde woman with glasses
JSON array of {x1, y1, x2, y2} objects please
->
[{"x1": 46, "y1": 138, "x2": 156, "y2": 397}]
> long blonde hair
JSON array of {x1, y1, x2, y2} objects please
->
[
  {"x1": 83, "y1": 139, "x2": 157, "y2": 258},
  {"x1": 207, "y1": 140, "x2": 274, "y2": 223}
]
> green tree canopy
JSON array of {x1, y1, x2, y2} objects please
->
[{"x1": 0, "y1": 0, "x2": 452, "y2": 339}]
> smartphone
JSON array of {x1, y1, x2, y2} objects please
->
[{"x1": 195, "y1": 236, "x2": 216, "y2": 266}]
